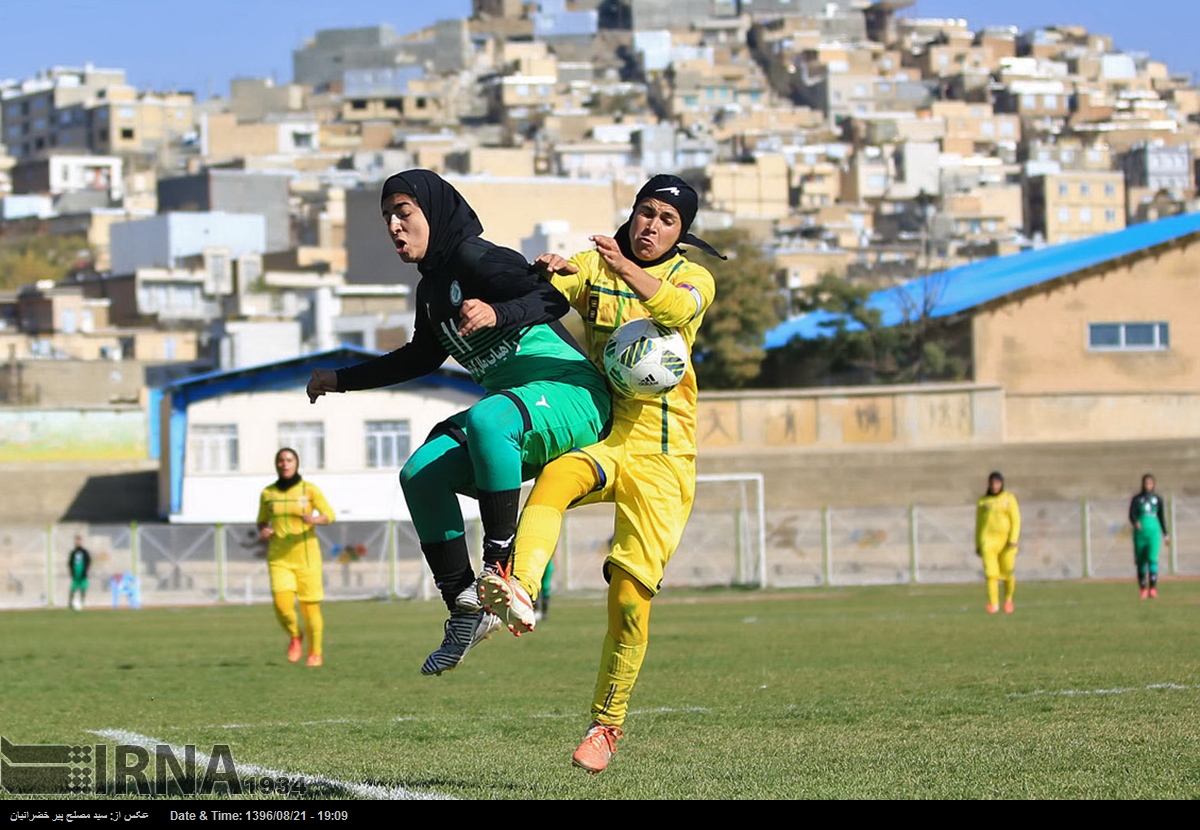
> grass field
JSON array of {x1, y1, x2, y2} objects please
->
[{"x1": 2, "y1": 579, "x2": 1199, "y2": 800}]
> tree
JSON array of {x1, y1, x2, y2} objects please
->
[
  {"x1": 0, "y1": 235, "x2": 92, "y2": 291},
  {"x1": 770, "y1": 271, "x2": 967, "y2": 385},
  {"x1": 689, "y1": 227, "x2": 781, "y2": 388}
]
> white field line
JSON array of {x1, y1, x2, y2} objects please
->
[
  {"x1": 1007, "y1": 683, "x2": 1199, "y2": 698},
  {"x1": 89, "y1": 729, "x2": 452, "y2": 801},
  {"x1": 187, "y1": 706, "x2": 711, "y2": 732}
]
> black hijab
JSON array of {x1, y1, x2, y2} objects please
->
[
  {"x1": 275, "y1": 448, "x2": 303, "y2": 492},
  {"x1": 380, "y1": 169, "x2": 484, "y2": 276},
  {"x1": 615, "y1": 174, "x2": 726, "y2": 267}
]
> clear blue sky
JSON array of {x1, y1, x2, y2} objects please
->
[
  {"x1": 912, "y1": 1, "x2": 1199, "y2": 80},
  {"x1": 0, "y1": 1, "x2": 1195, "y2": 98},
  {"x1": 0, "y1": 0, "x2": 473, "y2": 98}
]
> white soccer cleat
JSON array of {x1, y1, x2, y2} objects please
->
[
  {"x1": 421, "y1": 609, "x2": 501, "y2": 676},
  {"x1": 478, "y1": 572, "x2": 537, "y2": 636},
  {"x1": 453, "y1": 579, "x2": 483, "y2": 612}
]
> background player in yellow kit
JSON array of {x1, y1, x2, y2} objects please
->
[
  {"x1": 480, "y1": 174, "x2": 722, "y2": 774},
  {"x1": 257, "y1": 447, "x2": 334, "y2": 666},
  {"x1": 975, "y1": 470, "x2": 1020, "y2": 614}
]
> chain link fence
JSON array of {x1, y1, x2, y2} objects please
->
[{"x1": 3, "y1": 489, "x2": 1195, "y2": 609}]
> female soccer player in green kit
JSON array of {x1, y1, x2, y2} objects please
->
[
  {"x1": 307, "y1": 170, "x2": 610, "y2": 676},
  {"x1": 1129, "y1": 473, "x2": 1169, "y2": 598}
]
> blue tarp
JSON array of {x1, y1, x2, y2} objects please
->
[{"x1": 765, "y1": 212, "x2": 1200, "y2": 349}]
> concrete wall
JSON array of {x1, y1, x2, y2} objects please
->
[
  {"x1": 0, "y1": 407, "x2": 147, "y2": 461},
  {"x1": 1006, "y1": 392, "x2": 1200, "y2": 443},
  {"x1": 972, "y1": 237, "x2": 1200, "y2": 394},
  {"x1": 696, "y1": 384, "x2": 1006, "y2": 451}
]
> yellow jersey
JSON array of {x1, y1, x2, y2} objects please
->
[
  {"x1": 552, "y1": 249, "x2": 716, "y2": 457},
  {"x1": 975, "y1": 491, "x2": 1020, "y2": 555},
  {"x1": 257, "y1": 480, "x2": 334, "y2": 566}
]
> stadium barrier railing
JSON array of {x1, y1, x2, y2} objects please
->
[{"x1": 2, "y1": 492, "x2": 1194, "y2": 609}]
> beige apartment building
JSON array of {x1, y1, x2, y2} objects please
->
[
  {"x1": 1026, "y1": 171, "x2": 1126, "y2": 243},
  {"x1": 931, "y1": 101, "x2": 1021, "y2": 155},
  {"x1": 89, "y1": 88, "x2": 195, "y2": 156},
  {"x1": 707, "y1": 154, "x2": 789, "y2": 220}
]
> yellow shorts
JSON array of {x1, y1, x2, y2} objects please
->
[
  {"x1": 980, "y1": 545, "x2": 1017, "y2": 580},
  {"x1": 268, "y1": 559, "x2": 324, "y2": 603},
  {"x1": 573, "y1": 442, "x2": 696, "y2": 596}
]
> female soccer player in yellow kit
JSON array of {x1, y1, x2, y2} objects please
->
[
  {"x1": 976, "y1": 470, "x2": 1020, "y2": 614},
  {"x1": 480, "y1": 174, "x2": 723, "y2": 774},
  {"x1": 257, "y1": 448, "x2": 334, "y2": 666}
]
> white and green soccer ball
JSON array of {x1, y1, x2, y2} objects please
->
[{"x1": 602, "y1": 318, "x2": 689, "y2": 398}]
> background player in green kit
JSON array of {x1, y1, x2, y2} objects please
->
[
  {"x1": 307, "y1": 170, "x2": 610, "y2": 676},
  {"x1": 1129, "y1": 473, "x2": 1170, "y2": 598},
  {"x1": 67, "y1": 535, "x2": 91, "y2": 611}
]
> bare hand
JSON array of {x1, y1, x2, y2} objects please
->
[
  {"x1": 590, "y1": 235, "x2": 633, "y2": 277},
  {"x1": 532, "y1": 253, "x2": 579, "y2": 277},
  {"x1": 1165, "y1": 536, "x2": 1171, "y2": 547},
  {"x1": 307, "y1": 368, "x2": 338, "y2": 403},
  {"x1": 258, "y1": 526, "x2": 274, "y2": 540},
  {"x1": 458, "y1": 298, "x2": 497, "y2": 336},
  {"x1": 1136, "y1": 521, "x2": 1142, "y2": 530}
]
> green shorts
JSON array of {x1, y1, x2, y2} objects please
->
[
  {"x1": 71, "y1": 577, "x2": 88, "y2": 592},
  {"x1": 438, "y1": 379, "x2": 611, "y2": 474},
  {"x1": 500, "y1": 379, "x2": 611, "y2": 469}
]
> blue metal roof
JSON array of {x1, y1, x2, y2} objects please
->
[
  {"x1": 163, "y1": 346, "x2": 480, "y2": 405},
  {"x1": 765, "y1": 212, "x2": 1200, "y2": 349}
]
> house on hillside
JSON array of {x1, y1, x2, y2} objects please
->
[
  {"x1": 765, "y1": 212, "x2": 1200, "y2": 442},
  {"x1": 156, "y1": 347, "x2": 482, "y2": 523}
]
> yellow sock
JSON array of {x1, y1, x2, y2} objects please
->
[
  {"x1": 589, "y1": 567, "x2": 652, "y2": 728},
  {"x1": 273, "y1": 591, "x2": 300, "y2": 638},
  {"x1": 591, "y1": 637, "x2": 648, "y2": 727},
  {"x1": 1003, "y1": 578, "x2": 1015, "y2": 603},
  {"x1": 513, "y1": 505, "x2": 562, "y2": 600},
  {"x1": 300, "y1": 602, "x2": 323, "y2": 656},
  {"x1": 514, "y1": 454, "x2": 599, "y2": 599},
  {"x1": 986, "y1": 578, "x2": 999, "y2": 607}
]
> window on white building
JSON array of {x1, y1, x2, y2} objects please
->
[
  {"x1": 278, "y1": 422, "x2": 325, "y2": 470},
  {"x1": 365, "y1": 420, "x2": 411, "y2": 469},
  {"x1": 189, "y1": 425, "x2": 239, "y2": 473}
]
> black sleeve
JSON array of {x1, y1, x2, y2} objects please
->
[
  {"x1": 1158, "y1": 497, "x2": 1169, "y2": 535},
  {"x1": 336, "y1": 308, "x2": 448, "y2": 392},
  {"x1": 83, "y1": 549, "x2": 91, "y2": 573},
  {"x1": 1129, "y1": 495, "x2": 1140, "y2": 525},
  {"x1": 465, "y1": 243, "x2": 569, "y2": 330}
]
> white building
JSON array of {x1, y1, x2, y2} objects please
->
[{"x1": 158, "y1": 347, "x2": 483, "y2": 523}]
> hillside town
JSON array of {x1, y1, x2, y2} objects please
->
[{"x1": 3, "y1": 0, "x2": 1200, "y2": 524}]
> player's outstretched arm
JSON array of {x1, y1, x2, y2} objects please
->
[{"x1": 307, "y1": 368, "x2": 338, "y2": 403}]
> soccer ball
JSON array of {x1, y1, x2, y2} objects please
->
[{"x1": 602, "y1": 318, "x2": 689, "y2": 398}]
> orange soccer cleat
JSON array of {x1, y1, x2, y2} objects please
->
[
  {"x1": 287, "y1": 637, "x2": 303, "y2": 663},
  {"x1": 1003, "y1": 600, "x2": 1015, "y2": 614},
  {"x1": 985, "y1": 604, "x2": 999, "y2": 614},
  {"x1": 571, "y1": 722, "x2": 623, "y2": 775},
  {"x1": 1148, "y1": 587, "x2": 1158, "y2": 599},
  {"x1": 1140, "y1": 588, "x2": 1150, "y2": 599},
  {"x1": 306, "y1": 654, "x2": 323, "y2": 667}
]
